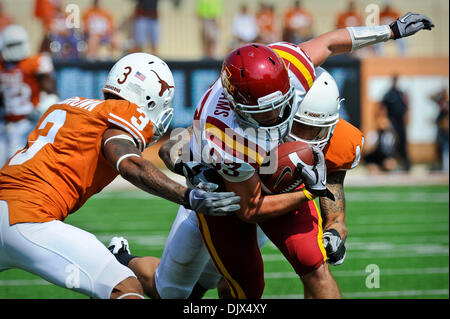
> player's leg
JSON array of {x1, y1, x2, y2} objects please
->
[
  {"x1": 155, "y1": 206, "x2": 212, "y2": 298},
  {"x1": 301, "y1": 262, "x2": 341, "y2": 299},
  {"x1": 196, "y1": 212, "x2": 264, "y2": 299},
  {"x1": 107, "y1": 236, "x2": 160, "y2": 298},
  {"x1": 127, "y1": 256, "x2": 160, "y2": 299},
  {"x1": 109, "y1": 205, "x2": 212, "y2": 299},
  {"x1": 148, "y1": 18, "x2": 159, "y2": 55},
  {"x1": 0, "y1": 200, "x2": 143, "y2": 299},
  {"x1": 259, "y1": 199, "x2": 342, "y2": 299},
  {"x1": 197, "y1": 226, "x2": 269, "y2": 299}
]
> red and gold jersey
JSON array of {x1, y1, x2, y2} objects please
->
[
  {"x1": 191, "y1": 42, "x2": 316, "y2": 183},
  {"x1": 0, "y1": 97, "x2": 154, "y2": 225},
  {"x1": 268, "y1": 42, "x2": 315, "y2": 92},
  {"x1": 0, "y1": 53, "x2": 54, "y2": 122},
  {"x1": 324, "y1": 119, "x2": 365, "y2": 174}
]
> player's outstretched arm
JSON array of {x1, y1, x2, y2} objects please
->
[
  {"x1": 102, "y1": 128, "x2": 240, "y2": 216},
  {"x1": 158, "y1": 125, "x2": 193, "y2": 172},
  {"x1": 300, "y1": 12, "x2": 434, "y2": 67},
  {"x1": 319, "y1": 170, "x2": 348, "y2": 266}
]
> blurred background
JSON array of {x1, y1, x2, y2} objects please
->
[
  {"x1": 0, "y1": 0, "x2": 449, "y2": 176},
  {"x1": 0, "y1": 0, "x2": 448, "y2": 300}
]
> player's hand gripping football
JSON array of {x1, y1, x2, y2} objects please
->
[
  {"x1": 390, "y1": 12, "x2": 434, "y2": 40},
  {"x1": 323, "y1": 229, "x2": 347, "y2": 266},
  {"x1": 295, "y1": 146, "x2": 335, "y2": 200}
]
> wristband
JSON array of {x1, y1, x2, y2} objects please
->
[
  {"x1": 325, "y1": 228, "x2": 341, "y2": 239},
  {"x1": 104, "y1": 134, "x2": 137, "y2": 147},
  {"x1": 302, "y1": 188, "x2": 316, "y2": 201},
  {"x1": 173, "y1": 160, "x2": 185, "y2": 176},
  {"x1": 116, "y1": 153, "x2": 140, "y2": 172}
]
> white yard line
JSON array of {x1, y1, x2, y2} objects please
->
[
  {"x1": 264, "y1": 267, "x2": 449, "y2": 279},
  {"x1": 263, "y1": 289, "x2": 449, "y2": 299},
  {"x1": 346, "y1": 191, "x2": 448, "y2": 203},
  {"x1": 2, "y1": 267, "x2": 447, "y2": 286},
  {"x1": 0, "y1": 279, "x2": 52, "y2": 286},
  {"x1": 262, "y1": 250, "x2": 449, "y2": 262}
]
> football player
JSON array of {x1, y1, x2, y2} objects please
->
[
  {"x1": 0, "y1": 24, "x2": 59, "y2": 167},
  {"x1": 0, "y1": 52, "x2": 240, "y2": 299},
  {"x1": 108, "y1": 12, "x2": 434, "y2": 299}
]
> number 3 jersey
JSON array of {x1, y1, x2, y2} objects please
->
[{"x1": 0, "y1": 97, "x2": 154, "y2": 225}]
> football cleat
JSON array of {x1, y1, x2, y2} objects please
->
[{"x1": 108, "y1": 236, "x2": 131, "y2": 255}]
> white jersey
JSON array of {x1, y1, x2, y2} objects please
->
[{"x1": 191, "y1": 42, "x2": 316, "y2": 183}]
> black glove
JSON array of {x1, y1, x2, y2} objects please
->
[
  {"x1": 174, "y1": 161, "x2": 225, "y2": 192},
  {"x1": 323, "y1": 229, "x2": 346, "y2": 266},
  {"x1": 295, "y1": 147, "x2": 334, "y2": 200},
  {"x1": 390, "y1": 12, "x2": 434, "y2": 40},
  {"x1": 183, "y1": 188, "x2": 240, "y2": 216}
]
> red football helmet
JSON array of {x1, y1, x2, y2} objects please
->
[{"x1": 220, "y1": 44, "x2": 296, "y2": 137}]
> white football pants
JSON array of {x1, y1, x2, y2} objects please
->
[
  {"x1": 155, "y1": 205, "x2": 268, "y2": 298},
  {"x1": 0, "y1": 200, "x2": 136, "y2": 299}
]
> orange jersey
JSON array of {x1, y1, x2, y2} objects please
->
[
  {"x1": 256, "y1": 9, "x2": 275, "y2": 35},
  {"x1": 82, "y1": 7, "x2": 115, "y2": 37},
  {"x1": 284, "y1": 8, "x2": 313, "y2": 30},
  {"x1": 0, "y1": 97, "x2": 154, "y2": 225},
  {"x1": 379, "y1": 8, "x2": 400, "y2": 25},
  {"x1": 34, "y1": 0, "x2": 59, "y2": 30},
  {"x1": 0, "y1": 54, "x2": 54, "y2": 122},
  {"x1": 324, "y1": 119, "x2": 365, "y2": 174},
  {"x1": 336, "y1": 11, "x2": 362, "y2": 28}
]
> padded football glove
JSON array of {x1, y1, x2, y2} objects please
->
[
  {"x1": 296, "y1": 147, "x2": 334, "y2": 200},
  {"x1": 390, "y1": 12, "x2": 434, "y2": 40},
  {"x1": 174, "y1": 161, "x2": 225, "y2": 192},
  {"x1": 183, "y1": 188, "x2": 240, "y2": 216},
  {"x1": 323, "y1": 229, "x2": 346, "y2": 266}
]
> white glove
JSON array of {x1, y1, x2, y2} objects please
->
[
  {"x1": 184, "y1": 188, "x2": 240, "y2": 216},
  {"x1": 296, "y1": 146, "x2": 334, "y2": 200},
  {"x1": 323, "y1": 229, "x2": 346, "y2": 266},
  {"x1": 390, "y1": 12, "x2": 434, "y2": 40}
]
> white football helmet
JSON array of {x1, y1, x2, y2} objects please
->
[
  {"x1": 102, "y1": 53, "x2": 175, "y2": 144},
  {"x1": 1, "y1": 25, "x2": 31, "y2": 62},
  {"x1": 288, "y1": 67, "x2": 343, "y2": 149}
]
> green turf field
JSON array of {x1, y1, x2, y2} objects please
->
[{"x1": 0, "y1": 185, "x2": 448, "y2": 299}]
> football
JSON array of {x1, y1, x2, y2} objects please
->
[{"x1": 259, "y1": 141, "x2": 315, "y2": 194}]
